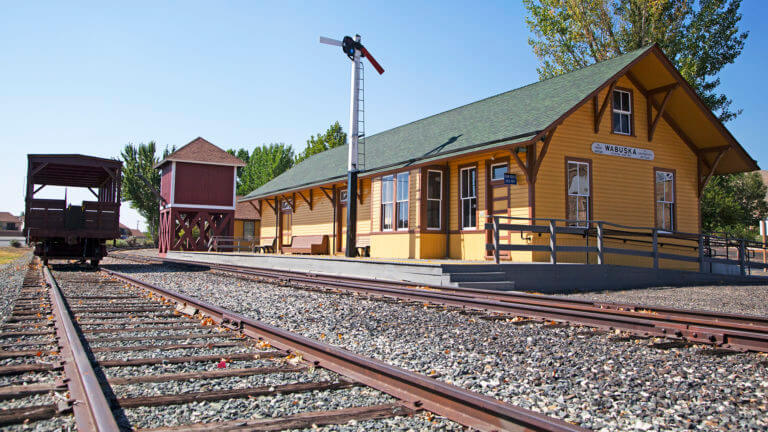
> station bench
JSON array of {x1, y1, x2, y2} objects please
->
[
  {"x1": 254, "y1": 238, "x2": 276, "y2": 253},
  {"x1": 282, "y1": 235, "x2": 329, "y2": 255},
  {"x1": 356, "y1": 236, "x2": 371, "y2": 257},
  {"x1": 208, "y1": 236, "x2": 255, "y2": 252}
]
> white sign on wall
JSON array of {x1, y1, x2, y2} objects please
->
[{"x1": 591, "y1": 142, "x2": 654, "y2": 161}]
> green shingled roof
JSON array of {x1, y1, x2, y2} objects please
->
[{"x1": 242, "y1": 45, "x2": 652, "y2": 201}]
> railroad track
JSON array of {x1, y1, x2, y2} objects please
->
[
  {"x1": 114, "y1": 252, "x2": 768, "y2": 353},
  {"x1": 0, "y1": 259, "x2": 584, "y2": 432}
]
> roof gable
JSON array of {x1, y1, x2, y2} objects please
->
[{"x1": 156, "y1": 137, "x2": 245, "y2": 168}]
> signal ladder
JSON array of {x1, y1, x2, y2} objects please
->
[{"x1": 356, "y1": 60, "x2": 366, "y2": 170}]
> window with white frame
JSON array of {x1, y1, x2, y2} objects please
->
[
  {"x1": 381, "y1": 175, "x2": 394, "y2": 231},
  {"x1": 655, "y1": 170, "x2": 675, "y2": 231},
  {"x1": 460, "y1": 167, "x2": 477, "y2": 229},
  {"x1": 426, "y1": 170, "x2": 442, "y2": 229},
  {"x1": 566, "y1": 160, "x2": 590, "y2": 226},
  {"x1": 396, "y1": 172, "x2": 409, "y2": 230},
  {"x1": 612, "y1": 89, "x2": 632, "y2": 135},
  {"x1": 491, "y1": 163, "x2": 507, "y2": 182}
]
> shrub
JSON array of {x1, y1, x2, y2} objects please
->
[{"x1": 10, "y1": 240, "x2": 21, "y2": 248}]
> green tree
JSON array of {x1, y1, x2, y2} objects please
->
[
  {"x1": 226, "y1": 148, "x2": 251, "y2": 193},
  {"x1": 294, "y1": 121, "x2": 347, "y2": 164},
  {"x1": 523, "y1": 0, "x2": 748, "y2": 121},
  {"x1": 120, "y1": 142, "x2": 174, "y2": 243},
  {"x1": 701, "y1": 172, "x2": 768, "y2": 239},
  {"x1": 236, "y1": 143, "x2": 295, "y2": 195}
]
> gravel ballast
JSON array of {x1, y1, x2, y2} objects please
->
[
  {"x1": 563, "y1": 284, "x2": 768, "y2": 317},
  {"x1": 0, "y1": 251, "x2": 33, "y2": 324},
  {"x1": 104, "y1": 259, "x2": 768, "y2": 431}
]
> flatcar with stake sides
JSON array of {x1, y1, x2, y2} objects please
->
[{"x1": 25, "y1": 154, "x2": 122, "y2": 266}]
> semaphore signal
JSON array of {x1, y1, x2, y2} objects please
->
[{"x1": 319, "y1": 34, "x2": 385, "y2": 257}]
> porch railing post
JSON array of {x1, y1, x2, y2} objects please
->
[
  {"x1": 549, "y1": 219, "x2": 557, "y2": 264},
  {"x1": 596, "y1": 222, "x2": 604, "y2": 265},
  {"x1": 652, "y1": 229, "x2": 659, "y2": 270},
  {"x1": 739, "y1": 239, "x2": 746, "y2": 276},
  {"x1": 493, "y1": 216, "x2": 500, "y2": 265},
  {"x1": 698, "y1": 234, "x2": 705, "y2": 273}
]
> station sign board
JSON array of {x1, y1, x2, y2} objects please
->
[
  {"x1": 591, "y1": 142, "x2": 654, "y2": 161},
  {"x1": 504, "y1": 173, "x2": 517, "y2": 185}
]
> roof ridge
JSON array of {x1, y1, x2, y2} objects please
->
[{"x1": 362, "y1": 45, "x2": 654, "y2": 142}]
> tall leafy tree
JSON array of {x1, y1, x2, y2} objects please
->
[
  {"x1": 294, "y1": 121, "x2": 347, "y2": 164},
  {"x1": 120, "y1": 142, "x2": 173, "y2": 243},
  {"x1": 523, "y1": 0, "x2": 748, "y2": 121},
  {"x1": 227, "y1": 148, "x2": 251, "y2": 193},
  {"x1": 236, "y1": 143, "x2": 295, "y2": 195},
  {"x1": 702, "y1": 172, "x2": 768, "y2": 240}
]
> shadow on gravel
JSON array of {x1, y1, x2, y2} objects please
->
[
  {"x1": 101, "y1": 263, "x2": 209, "y2": 274},
  {"x1": 697, "y1": 348, "x2": 741, "y2": 356},
  {"x1": 650, "y1": 340, "x2": 696, "y2": 350},
  {"x1": 609, "y1": 335, "x2": 650, "y2": 343}
]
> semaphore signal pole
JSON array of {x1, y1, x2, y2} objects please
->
[{"x1": 319, "y1": 34, "x2": 384, "y2": 257}]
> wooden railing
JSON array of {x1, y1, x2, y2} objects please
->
[
  {"x1": 485, "y1": 215, "x2": 767, "y2": 275},
  {"x1": 207, "y1": 236, "x2": 257, "y2": 252}
]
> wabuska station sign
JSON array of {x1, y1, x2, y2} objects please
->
[{"x1": 591, "y1": 142, "x2": 655, "y2": 161}]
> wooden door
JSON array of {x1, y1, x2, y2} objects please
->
[
  {"x1": 337, "y1": 190, "x2": 348, "y2": 253},
  {"x1": 281, "y1": 212, "x2": 292, "y2": 246},
  {"x1": 487, "y1": 161, "x2": 511, "y2": 259}
]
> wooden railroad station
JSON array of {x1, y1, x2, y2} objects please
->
[{"x1": 233, "y1": 45, "x2": 756, "y2": 269}]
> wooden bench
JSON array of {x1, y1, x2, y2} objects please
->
[
  {"x1": 254, "y1": 238, "x2": 276, "y2": 253},
  {"x1": 208, "y1": 236, "x2": 256, "y2": 252},
  {"x1": 282, "y1": 235, "x2": 329, "y2": 255},
  {"x1": 356, "y1": 235, "x2": 371, "y2": 257}
]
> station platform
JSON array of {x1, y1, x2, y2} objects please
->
[{"x1": 136, "y1": 250, "x2": 768, "y2": 294}]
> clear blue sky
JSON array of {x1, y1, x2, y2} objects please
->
[{"x1": 2, "y1": 1, "x2": 766, "y2": 230}]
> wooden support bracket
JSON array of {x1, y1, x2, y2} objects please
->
[
  {"x1": 248, "y1": 200, "x2": 261, "y2": 219},
  {"x1": 647, "y1": 83, "x2": 678, "y2": 141},
  {"x1": 531, "y1": 126, "x2": 557, "y2": 183},
  {"x1": 320, "y1": 187, "x2": 336, "y2": 205},
  {"x1": 297, "y1": 190, "x2": 313, "y2": 210},
  {"x1": 264, "y1": 198, "x2": 276, "y2": 214},
  {"x1": 594, "y1": 80, "x2": 617, "y2": 133},
  {"x1": 698, "y1": 149, "x2": 728, "y2": 196}
]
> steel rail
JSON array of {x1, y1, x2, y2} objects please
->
[
  {"x1": 101, "y1": 268, "x2": 586, "y2": 432},
  {"x1": 115, "y1": 253, "x2": 768, "y2": 352},
  {"x1": 43, "y1": 266, "x2": 120, "y2": 432}
]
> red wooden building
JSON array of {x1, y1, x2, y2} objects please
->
[{"x1": 155, "y1": 138, "x2": 245, "y2": 254}]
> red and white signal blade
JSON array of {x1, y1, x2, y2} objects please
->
[
  {"x1": 359, "y1": 46, "x2": 385, "y2": 75},
  {"x1": 319, "y1": 36, "x2": 342, "y2": 46}
]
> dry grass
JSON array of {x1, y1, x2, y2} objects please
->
[{"x1": 0, "y1": 247, "x2": 30, "y2": 264}]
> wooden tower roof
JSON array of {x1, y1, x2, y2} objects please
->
[{"x1": 155, "y1": 137, "x2": 245, "y2": 168}]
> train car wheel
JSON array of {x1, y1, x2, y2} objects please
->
[{"x1": 90, "y1": 259, "x2": 100, "y2": 268}]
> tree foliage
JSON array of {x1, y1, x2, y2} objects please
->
[
  {"x1": 294, "y1": 121, "x2": 347, "y2": 164},
  {"x1": 701, "y1": 172, "x2": 768, "y2": 239},
  {"x1": 120, "y1": 142, "x2": 173, "y2": 243},
  {"x1": 523, "y1": 0, "x2": 748, "y2": 121},
  {"x1": 228, "y1": 143, "x2": 295, "y2": 196}
]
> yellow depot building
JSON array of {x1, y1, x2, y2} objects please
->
[{"x1": 239, "y1": 45, "x2": 757, "y2": 266}]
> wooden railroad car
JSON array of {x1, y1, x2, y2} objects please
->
[{"x1": 25, "y1": 154, "x2": 122, "y2": 265}]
